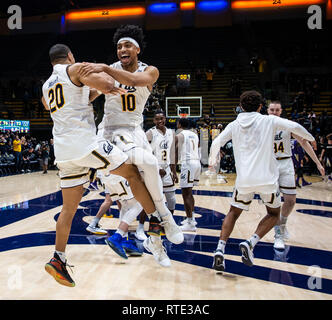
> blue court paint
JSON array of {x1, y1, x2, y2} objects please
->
[
  {"x1": 297, "y1": 209, "x2": 332, "y2": 218},
  {"x1": 1, "y1": 189, "x2": 332, "y2": 295}
]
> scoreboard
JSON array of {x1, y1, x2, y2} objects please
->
[{"x1": 0, "y1": 119, "x2": 30, "y2": 133}]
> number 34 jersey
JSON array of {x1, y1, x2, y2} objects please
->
[
  {"x1": 273, "y1": 130, "x2": 292, "y2": 158},
  {"x1": 42, "y1": 64, "x2": 98, "y2": 162},
  {"x1": 104, "y1": 61, "x2": 151, "y2": 128}
]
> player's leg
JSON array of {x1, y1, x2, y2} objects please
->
[
  {"x1": 134, "y1": 210, "x2": 148, "y2": 241},
  {"x1": 86, "y1": 193, "x2": 112, "y2": 235},
  {"x1": 111, "y1": 162, "x2": 158, "y2": 218},
  {"x1": 164, "y1": 191, "x2": 176, "y2": 214},
  {"x1": 239, "y1": 192, "x2": 281, "y2": 267},
  {"x1": 274, "y1": 162, "x2": 296, "y2": 248},
  {"x1": 213, "y1": 204, "x2": 243, "y2": 271},
  {"x1": 180, "y1": 187, "x2": 196, "y2": 231},
  {"x1": 45, "y1": 183, "x2": 84, "y2": 287},
  {"x1": 106, "y1": 199, "x2": 143, "y2": 259},
  {"x1": 110, "y1": 129, "x2": 183, "y2": 244}
]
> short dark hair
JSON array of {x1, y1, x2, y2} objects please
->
[
  {"x1": 154, "y1": 109, "x2": 165, "y2": 117},
  {"x1": 49, "y1": 44, "x2": 71, "y2": 64},
  {"x1": 269, "y1": 100, "x2": 282, "y2": 107},
  {"x1": 113, "y1": 25, "x2": 146, "y2": 53},
  {"x1": 240, "y1": 91, "x2": 262, "y2": 112},
  {"x1": 178, "y1": 117, "x2": 190, "y2": 129}
]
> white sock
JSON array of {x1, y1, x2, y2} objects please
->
[
  {"x1": 55, "y1": 250, "x2": 66, "y2": 263},
  {"x1": 280, "y1": 215, "x2": 288, "y2": 225},
  {"x1": 217, "y1": 240, "x2": 226, "y2": 253},
  {"x1": 248, "y1": 234, "x2": 260, "y2": 248},
  {"x1": 116, "y1": 229, "x2": 126, "y2": 237},
  {"x1": 137, "y1": 223, "x2": 145, "y2": 231},
  {"x1": 91, "y1": 216, "x2": 101, "y2": 227}
]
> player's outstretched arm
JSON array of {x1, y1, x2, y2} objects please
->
[
  {"x1": 273, "y1": 116, "x2": 315, "y2": 142},
  {"x1": 78, "y1": 62, "x2": 159, "y2": 87},
  {"x1": 70, "y1": 63, "x2": 127, "y2": 95},
  {"x1": 208, "y1": 124, "x2": 232, "y2": 171},
  {"x1": 294, "y1": 134, "x2": 325, "y2": 176}
]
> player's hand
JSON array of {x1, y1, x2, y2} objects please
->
[
  {"x1": 108, "y1": 87, "x2": 127, "y2": 95},
  {"x1": 159, "y1": 169, "x2": 166, "y2": 178},
  {"x1": 317, "y1": 163, "x2": 325, "y2": 177},
  {"x1": 78, "y1": 62, "x2": 107, "y2": 77},
  {"x1": 171, "y1": 171, "x2": 178, "y2": 183}
]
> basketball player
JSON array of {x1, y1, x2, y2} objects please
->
[
  {"x1": 267, "y1": 101, "x2": 325, "y2": 249},
  {"x1": 146, "y1": 109, "x2": 177, "y2": 214},
  {"x1": 78, "y1": 25, "x2": 183, "y2": 266},
  {"x1": 209, "y1": 91, "x2": 315, "y2": 272},
  {"x1": 42, "y1": 44, "x2": 164, "y2": 287},
  {"x1": 134, "y1": 109, "x2": 177, "y2": 241},
  {"x1": 175, "y1": 118, "x2": 201, "y2": 232}
]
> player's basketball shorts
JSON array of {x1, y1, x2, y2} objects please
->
[
  {"x1": 101, "y1": 173, "x2": 134, "y2": 202},
  {"x1": 161, "y1": 165, "x2": 176, "y2": 193},
  {"x1": 231, "y1": 188, "x2": 281, "y2": 211},
  {"x1": 57, "y1": 139, "x2": 128, "y2": 189},
  {"x1": 180, "y1": 160, "x2": 201, "y2": 188},
  {"x1": 104, "y1": 125, "x2": 153, "y2": 154},
  {"x1": 277, "y1": 157, "x2": 296, "y2": 195}
]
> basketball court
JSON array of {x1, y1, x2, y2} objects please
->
[{"x1": 0, "y1": 171, "x2": 331, "y2": 300}]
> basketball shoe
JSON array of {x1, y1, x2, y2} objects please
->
[
  {"x1": 274, "y1": 226, "x2": 285, "y2": 250},
  {"x1": 105, "y1": 233, "x2": 128, "y2": 259},
  {"x1": 45, "y1": 253, "x2": 75, "y2": 287},
  {"x1": 86, "y1": 223, "x2": 107, "y2": 235},
  {"x1": 143, "y1": 236, "x2": 171, "y2": 267},
  {"x1": 122, "y1": 238, "x2": 143, "y2": 256},
  {"x1": 239, "y1": 240, "x2": 254, "y2": 267},
  {"x1": 212, "y1": 249, "x2": 225, "y2": 272}
]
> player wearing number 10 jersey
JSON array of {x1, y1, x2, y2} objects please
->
[
  {"x1": 78, "y1": 25, "x2": 183, "y2": 268},
  {"x1": 41, "y1": 44, "x2": 162, "y2": 286}
]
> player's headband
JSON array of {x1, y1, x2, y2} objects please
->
[{"x1": 117, "y1": 37, "x2": 140, "y2": 49}]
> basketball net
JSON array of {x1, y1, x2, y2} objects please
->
[{"x1": 179, "y1": 113, "x2": 188, "y2": 118}]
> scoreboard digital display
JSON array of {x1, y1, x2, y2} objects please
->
[{"x1": 0, "y1": 119, "x2": 30, "y2": 133}]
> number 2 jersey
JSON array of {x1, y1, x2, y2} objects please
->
[
  {"x1": 104, "y1": 61, "x2": 151, "y2": 128},
  {"x1": 42, "y1": 64, "x2": 98, "y2": 162}
]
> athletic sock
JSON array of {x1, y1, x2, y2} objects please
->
[
  {"x1": 137, "y1": 223, "x2": 145, "y2": 231},
  {"x1": 280, "y1": 215, "x2": 288, "y2": 225},
  {"x1": 115, "y1": 229, "x2": 126, "y2": 237},
  {"x1": 55, "y1": 250, "x2": 66, "y2": 263},
  {"x1": 248, "y1": 234, "x2": 260, "y2": 249},
  {"x1": 90, "y1": 216, "x2": 101, "y2": 227},
  {"x1": 217, "y1": 240, "x2": 226, "y2": 253}
]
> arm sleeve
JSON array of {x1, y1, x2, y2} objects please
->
[
  {"x1": 208, "y1": 124, "x2": 232, "y2": 166},
  {"x1": 273, "y1": 116, "x2": 314, "y2": 142}
]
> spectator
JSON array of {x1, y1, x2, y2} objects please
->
[
  {"x1": 12, "y1": 134, "x2": 22, "y2": 173},
  {"x1": 41, "y1": 142, "x2": 49, "y2": 174},
  {"x1": 205, "y1": 69, "x2": 214, "y2": 90},
  {"x1": 49, "y1": 138, "x2": 55, "y2": 169},
  {"x1": 210, "y1": 104, "x2": 216, "y2": 118}
]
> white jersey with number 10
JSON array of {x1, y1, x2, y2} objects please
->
[{"x1": 104, "y1": 61, "x2": 151, "y2": 128}]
